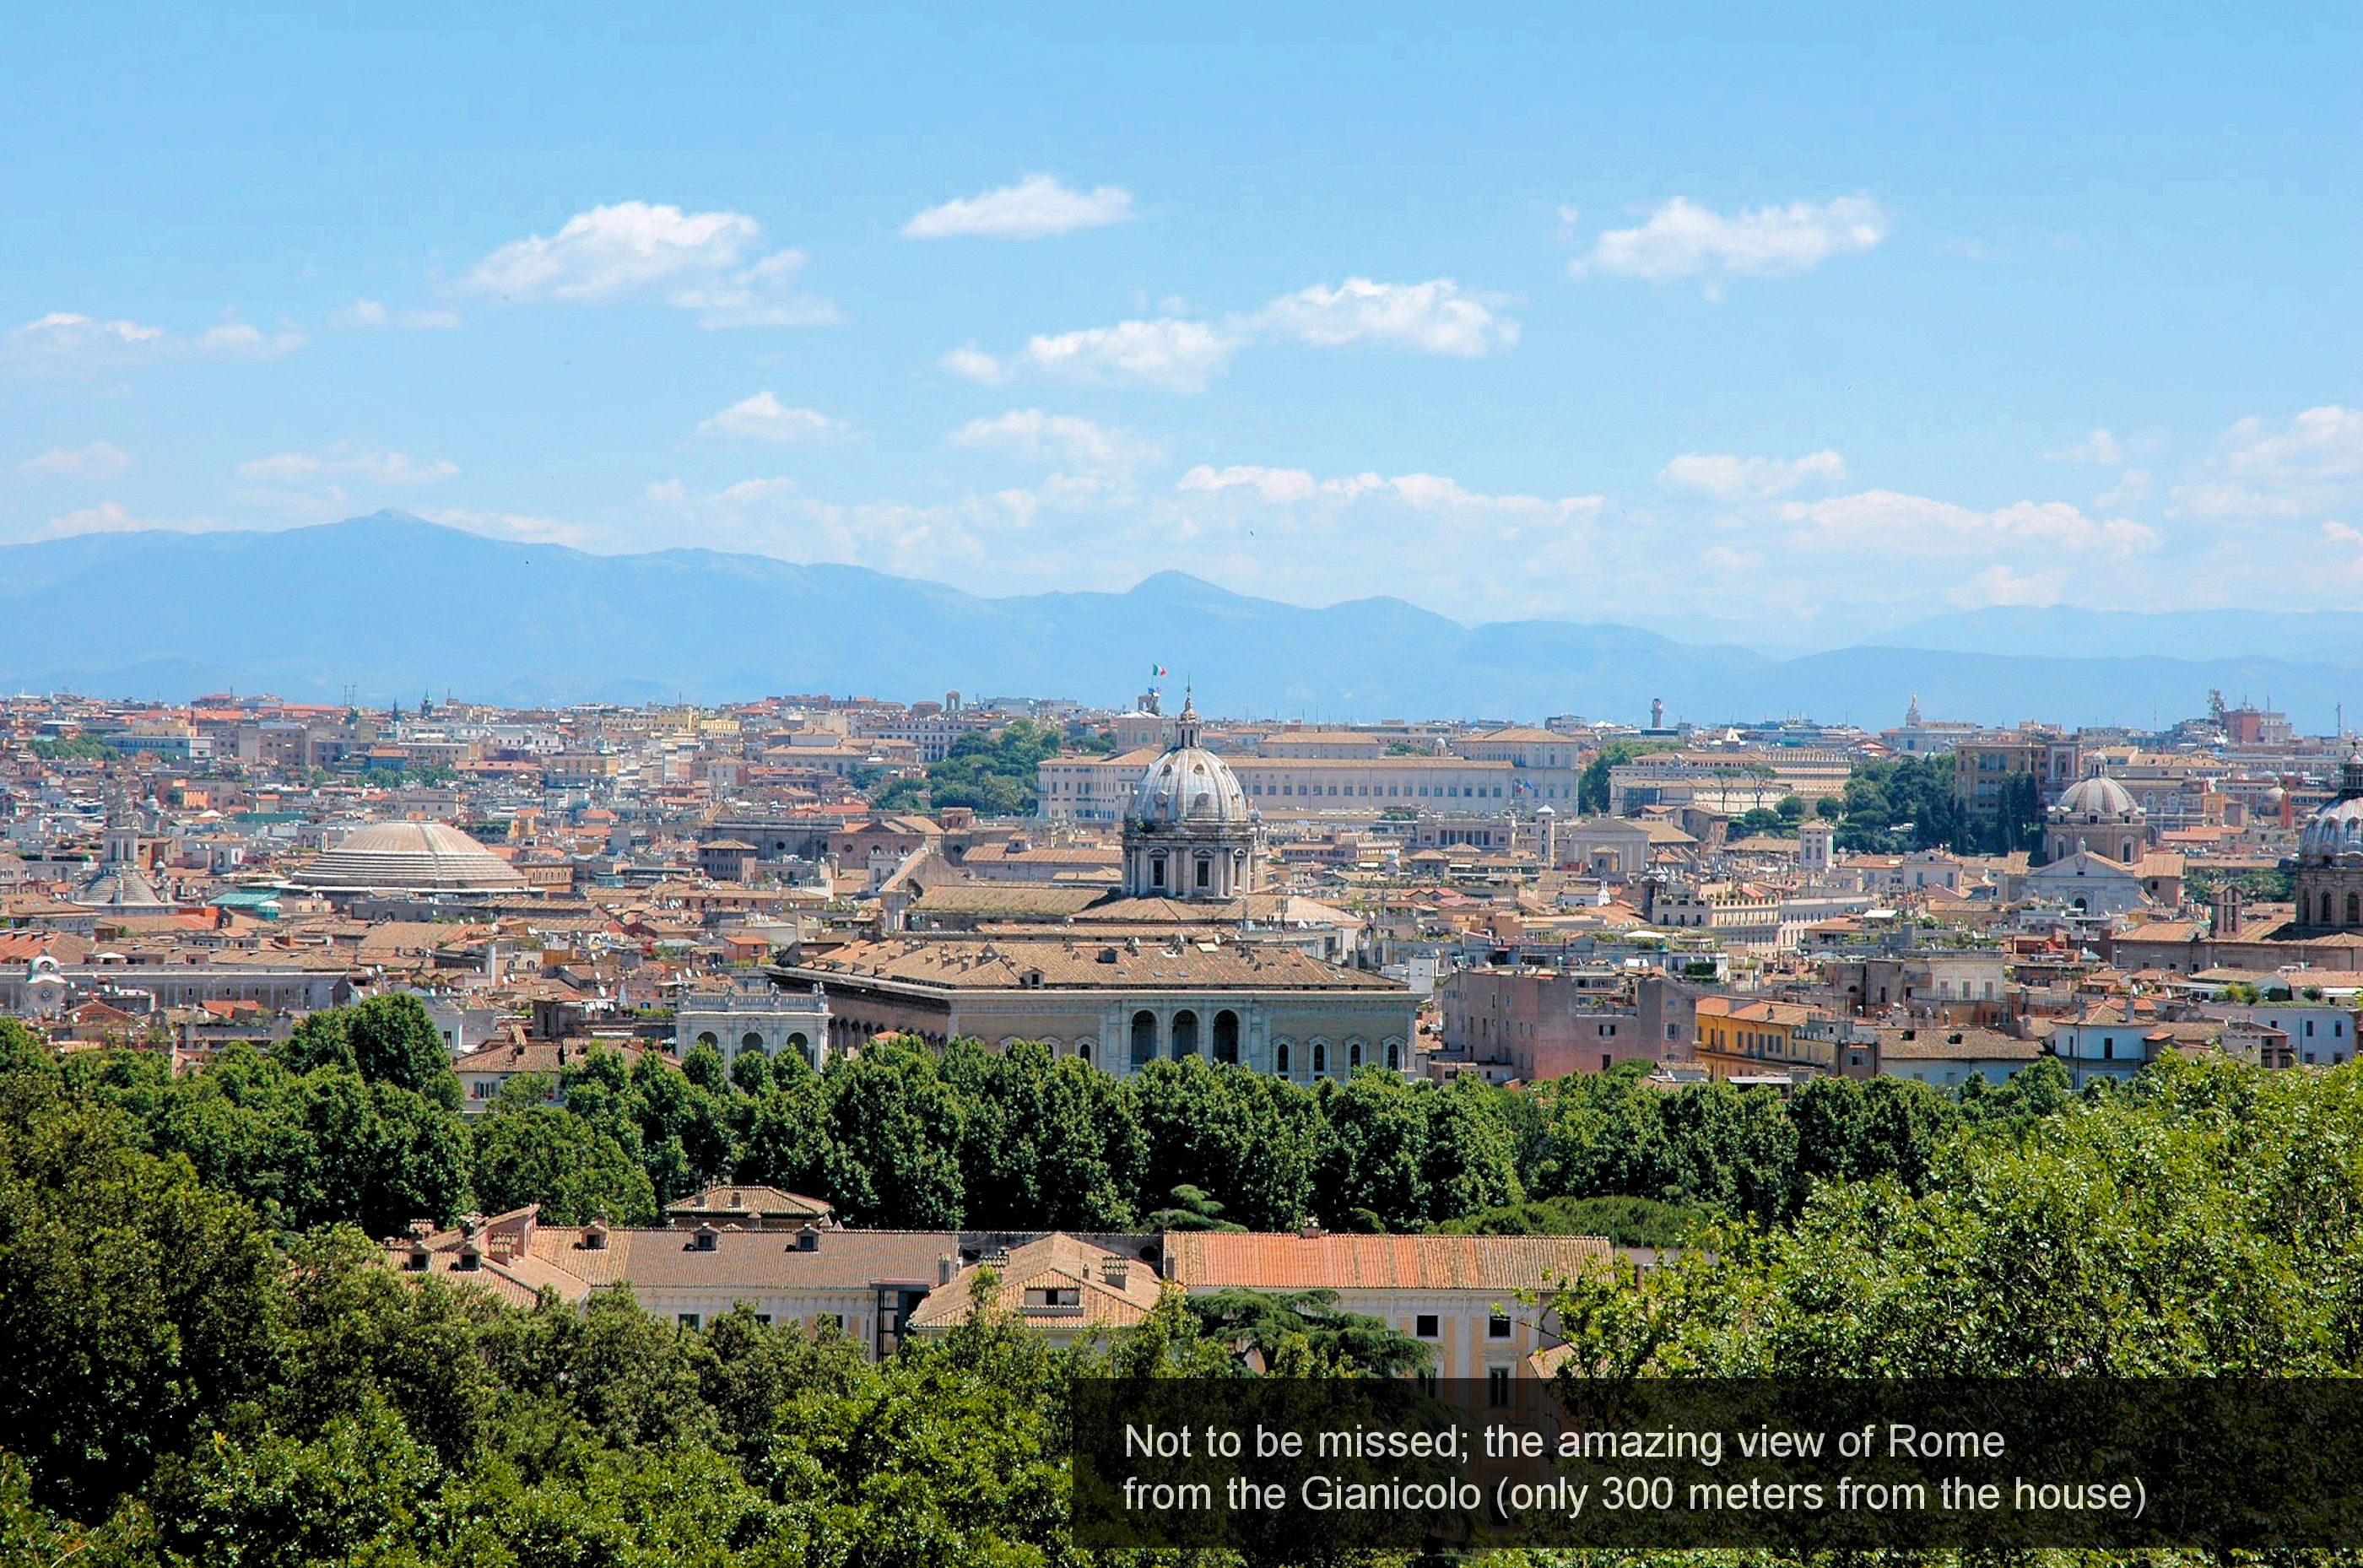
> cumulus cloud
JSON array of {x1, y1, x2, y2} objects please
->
[
  {"x1": 2171, "y1": 405, "x2": 2363, "y2": 522},
  {"x1": 1658, "y1": 450, "x2": 1845, "y2": 502},
  {"x1": 1574, "y1": 196, "x2": 1889, "y2": 284},
  {"x1": 945, "y1": 319, "x2": 1242, "y2": 393},
  {"x1": 3, "y1": 311, "x2": 305, "y2": 375},
  {"x1": 902, "y1": 175, "x2": 1135, "y2": 240},
  {"x1": 2048, "y1": 428, "x2": 2126, "y2": 467},
  {"x1": 697, "y1": 392, "x2": 855, "y2": 445},
  {"x1": 946, "y1": 410, "x2": 1161, "y2": 473},
  {"x1": 1178, "y1": 463, "x2": 1602, "y2": 522},
  {"x1": 1776, "y1": 489, "x2": 2159, "y2": 556},
  {"x1": 14, "y1": 441, "x2": 131, "y2": 479},
  {"x1": 1251, "y1": 278, "x2": 1516, "y2": 356},
  {"x1": 39, "y1": 500, "x2": 224, "y2": 539},
  {"x1": 235, "y1": 445, "x2": 459, "y2": 485},
  {"x1": 945, "y1": 276, "x2": 1515, "y2": 392},
  {"x1": 333, "y1": 299, "x2": 462, "y2": 330},
  {"x1": 462, "y1": 202, "x2": 836, "y2": 327}
]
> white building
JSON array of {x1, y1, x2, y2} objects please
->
[{"x1": 676, "y1": 985, "x2": 833, "y2": 1071}]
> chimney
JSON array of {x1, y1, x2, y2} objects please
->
[
  {"x1": 1297, "y1": 1218, "x2": 1323, "y2": 1240},
  {"x1": 582, "y1": 1219, "x2": 609, "y2": 1251},
  {"x1": 938, "y1": 1252, "x2": 957, "y2": 1285},
  {"x1": 1101, "y1": 1255, "x2": 1130, "y2": 1290}
]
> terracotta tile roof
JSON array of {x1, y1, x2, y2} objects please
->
[
  {"x1": 1165, "y1": 1231, "x2": 1611, "y2": 1293},
  {"x1": 1877, "y1": 1026, "x2": 2043, "y2": 1062},
  {"x1": 792, "y1": 937, "x2": 1404, "y2": 993},
  {"x1": 906, "y1": 1232, "x2": 1162, "y2": 1333},
  {"x1": 524, "y1": 1224, "x2": 956, "y2": 1295}
]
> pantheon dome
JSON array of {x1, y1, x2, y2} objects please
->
[{"x1": 289, "y1": 820, "x2": 527, "y2": 894}]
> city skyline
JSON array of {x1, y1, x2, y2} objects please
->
[{"x1": 3, "y1": 4, "x2": 2358, "y2": 649}]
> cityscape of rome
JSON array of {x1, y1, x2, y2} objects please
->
[{"x1": 8, "y1": 6, "x2": 2361, "y2": 1562}]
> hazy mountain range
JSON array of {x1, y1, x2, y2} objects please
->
[{"x1": 3, "y1": 511, "x2": 2354, "y2": 728}]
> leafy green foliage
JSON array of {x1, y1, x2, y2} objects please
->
[
  {"x1": 1830, "y1": 753, "x2": 1970, "y2": 852},
  {"x1": 1550, "y1": 1054, "x2": 2363, "y2": 1381},
  {"x1": 10, "y1": 995, "x2": 2359, "y2": 1564},
  {"x1": 1429, "y1": 1192, "x2": 1706, "y2": 1245},
  {"x1": 278, "y1": 994, "x2": 462, "y2": 1109},
  {"x1": 1576, "y1": 739, "x2": 1681, "y2": 814},
  {"x1": 871, "y1": 717, "x2": 1066, "y2": 816}
]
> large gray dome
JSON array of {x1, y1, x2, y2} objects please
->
[
  {"x1": 289, "y1": 820, "x2": 527, "y2": 892},
  {"x1": 2053, "y1": 775, "x2": 2139, "y2": 821},
  {"x1": 1130, "y1": 744, "x2": 1250, "y2": 826}
]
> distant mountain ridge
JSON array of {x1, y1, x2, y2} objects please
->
[{"x1": 1, "y1": 512, "x2": 2354, "y2": 727}]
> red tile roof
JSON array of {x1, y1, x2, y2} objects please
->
[{"x1": 1165, "y1": 1232, "x2": 1610, "y2": 1293}]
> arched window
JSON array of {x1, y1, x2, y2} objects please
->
[
  {"x1": 1078, "y1": 1040, "x2": 1092, "y2": 1065},
  {"x1": 787, "y1": 1031, "x2": 808, "y2": 1063},
  {"x1": 1131, "y1": 1011, "x2": 1157, "y2": 1068},
  {"x1": 1349, "y1": 1041, "x2": 1363, "y2": 1070},
  {"x1": 1171, "y1": 1010, "x2": 1198, "y2": 1060},
  {"x1": 1149, "y1": 854, "x2": 1167, "y2": 889},
  {"x1": 1385, "y1": 1041, "x2": 1400, "y2": 1071},
  {"x1": 742, "y1": 1032, "x2": 765, "y2": 1055},
  {"x1": 1274, "y1": 1041, "x2": 1290, "y2": 1074},
  {"x1": 1213, "y1": 1010, "x2": 1240, "y2": 1065},
  {"x1": 1312, "y1": 1041, "x2": 1327, "y2": 1075},
  {"x1": 695, "y1": 1030, "x2": 719, "y2": 1050}
]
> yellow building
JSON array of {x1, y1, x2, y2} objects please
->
[{"x1": 1692, "y1": 996, "x2": 1833, "y2": 1079}]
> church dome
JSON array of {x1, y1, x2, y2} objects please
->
[
  {"x1": 289, "y1": 820, "x2": 527, "y2": 892},
  {"x1": 1128, "y1": 695, "x2": 1249, "y2": 826},
  {"x1": 2052, "y1": 775, "x2": 2139, "y2": 821},
  {"x1": 2300, "y1": 753, "x2": 2363, "y2": 862},
  {"x1": 1131, "y1": 744, "x2": 1250, "y2": 825}
]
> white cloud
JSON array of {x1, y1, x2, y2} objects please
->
[
  {"x1": 697, "y1": 392, "x2": 855, "y2": 446},
  {"x1": 3, "y1": 311, "x2": 304, "y2": 375},
  {"x1": 40, "y1": 500, "x2": 223, "y2": 539},
  {"x1": 422, "y1": 507, "x2": 605, "y2": 549},
  {"x1": 1777, "y1": 489, "x2": 2159, "y2": 556},
  {"x1": 950, "y1": 319, "x2": 1242, "y2": 393},
  {"x1": 1250, "y1": 278, "x2": 1515, "y2": 356},
  {"x1": 902, "y1": 175, "x2": 1135, "y2": 240},
  {"x1": 462, "y1": 202, "x2": 835, "y2": 327},
  {"x1": 14, "y1": 441, "x2": 131, "y2": 479},
  {"x1": 1178, "y1": 463, "x2": 1601, "y2": 522},
  {"x1": 938, "y1": 347, "x2": 1006, "y2": 385},
  {"x1": 197, "y1": 322, "x2": 308, "y2": 360},
  {"x1": 1574, "y1": 196, "x2": 1890, "y2": 284},
  {"x1": 2171, "y1": 405, "x2": 2363, "y2": 522},
  {"x1": 2091, "y1": 468, "x2": 2151, "y2": 511},
  {"x1": 947, "y1": 410, "x2": 1161, "y2": 473},
  {"x1": 235, "y1": 445, "x2": 459, "y2": 485},
  {"x1": 946, "y1": 276, "x2": 1515, "y2": 392},
  {"x1": 2049, "y1": 428, "x2": 2124, "y2": 466},
  {"x1": 333, "y1": 299, "x2": 462, "y2": 330},
  {"x1": 1658, "y1": 450, "x2": 1845, "y2": 502}
]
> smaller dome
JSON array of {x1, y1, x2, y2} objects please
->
[{"x1": 2053, "y1": 776, "x2": 2139, "y2": 821}]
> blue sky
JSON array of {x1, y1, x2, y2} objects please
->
[{"x1": 3, "y1": 3, "x2": 2356, "y2": 651}]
